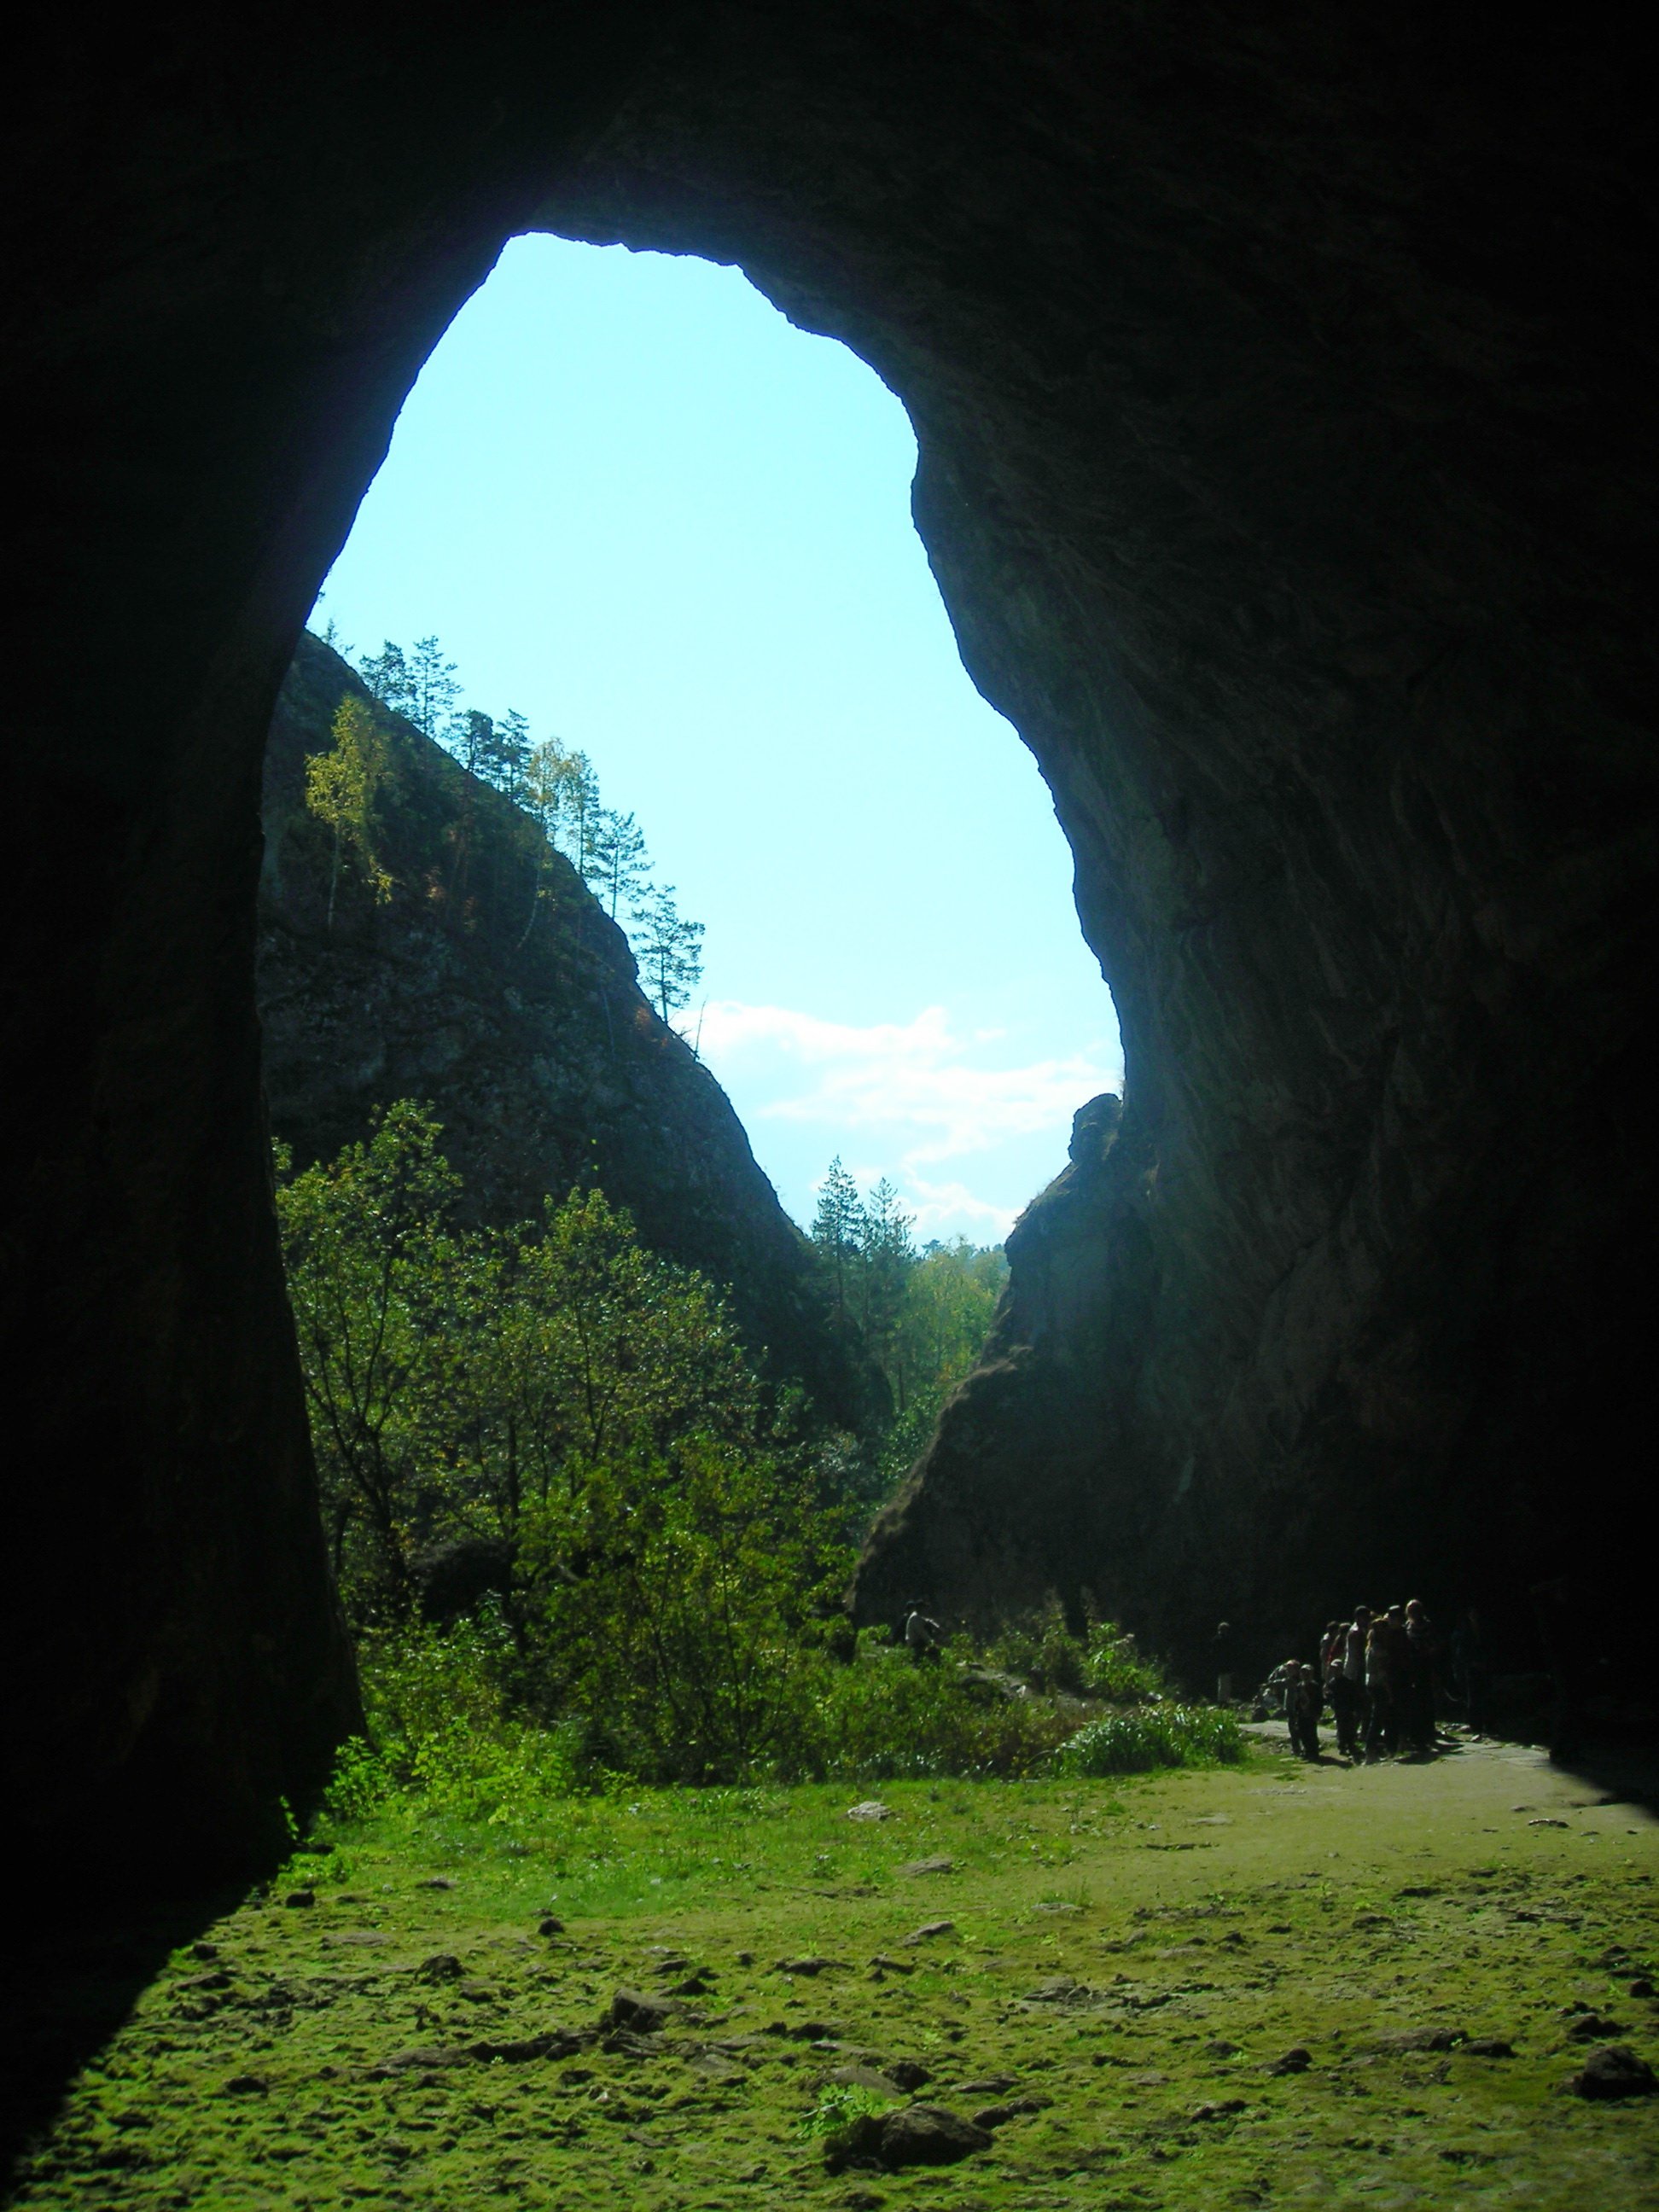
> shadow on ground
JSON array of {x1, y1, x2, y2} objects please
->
[{"x1": 0, "y1": 1892, "x2": 240, "y2": 2192}]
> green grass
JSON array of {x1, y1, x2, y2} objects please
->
[{"x1": 9, "y1": 1738, "x2": 1659, "y2": 2210}]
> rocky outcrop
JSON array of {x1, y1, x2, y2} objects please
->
[
  {"x1": 260, "y1": 632, "x2": 860, "y2": 1420},
  {"x1": 6, "y1": 4, "x2": 1654, "y2": 1887}
]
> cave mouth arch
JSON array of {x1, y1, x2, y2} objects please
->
[
  {"x1": 9, "y1": 5, "x2": 1652, "y2": 1901},
  {"x1": 304, "y1": 228, "x2": 1123, "y2": 1252}
]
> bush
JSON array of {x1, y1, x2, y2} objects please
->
[
  {"x1": 345, "y1": 1616, "x2": 579, "y2": 1825},
  {"x1": 772, "y1": 1634, "x2": 1077, "y2": 1780},
  {"x1": 986, "y1": 1599, "x2": 1168, "y2": 1701},
  {"x1": 800, "y1": 2084, "x2": 893, "y2": 2140},
  {"x1": 1052, "y1": 1702, "x2": 1243, "y2": 1777}
]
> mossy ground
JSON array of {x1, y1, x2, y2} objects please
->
[{"x1": 9, "y1": 1732, "x2": 1657, "y2": 2210}]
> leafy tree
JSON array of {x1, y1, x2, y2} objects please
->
[
  {"x1": 275, "y1": 1103, "x2": 463, "y2": 1612},
  {"x1": 521, "y1": 738, "x2": 599, "y2": 862},
  {"x1": 409, "y1": 635, "x2": 462, "y2": 738},
  {"x1": 523, "y1": 736, "x2": 571, "y2": 843},
  {"x1": 632, "y1": 884, "x2": 705, "y2": 1026},
  {"x1": 276, "y1": 1107, "x2": 847, "y2": 1778},
  {"x1": 874, "y1": 1237, "x2": 1007, "y2": 1486},
  {"x1": 304, "y1": 694, "x2": 394, "y2": 928},
  {"x1": 521, "y1": 1435, "x2": 835, "y2": 1778},
  {"x1": 358, "y1": 640, "x2": 415, "y2": 718}
]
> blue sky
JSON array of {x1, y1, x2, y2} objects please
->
[{"x1": 311, "y1": 234, "x2": 1120, "y2": 1241}]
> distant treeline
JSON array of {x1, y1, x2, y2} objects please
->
[{"x1": 806, "y1": 1154, "x2": 1008, "y2": 1497}]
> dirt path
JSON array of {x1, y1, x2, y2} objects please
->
[{"x1": 7, "y1": 1733, "x2": 1657, "y2": 2210}]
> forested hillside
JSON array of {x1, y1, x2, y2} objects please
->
[{"x1": 258, "y1": 632, "x2": 867, "y2": 1425}]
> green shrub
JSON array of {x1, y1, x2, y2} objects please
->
[
  {"x1": 985, "y1": 1600, "x2": 1167, "y2": 1701},
  {"x1": 774, "y1": 1635, "x2": 1078, "y2": 1781},
  {"x1": 1052, "y1": 1702, "x2": 1243, "y2": 1777},
  {"x1": 799, "y1": 2084, "x2": 892, "y2": 2139},
  {"x1": 1078, "y1": 1620, "x2": 1167, "y2": 1703},
  {"x1": 350, "y1": 1618, "x2": 579, "y2": 1825}
]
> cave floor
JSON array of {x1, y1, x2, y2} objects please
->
[{"x1": 8, "y1": 1732, "x2": 1658, "y2": 2210}]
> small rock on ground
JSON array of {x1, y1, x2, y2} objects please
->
[
  {"x1": 1571, "y1": 2046, "x2": 1658, "y2": 2099},
  {"x1": 904, "y1": 1920, "x2": 956, "y2": 1944},
  {"x1": 884, "y1": 2059, "x2": 931, "y2": 2091},
  {"x1": 876, "y1": 2104, "x2": 993, "y2": 2168},
  {"x1": 1266, "y1": 2046, "x2": 1312, "y2": 2075}
]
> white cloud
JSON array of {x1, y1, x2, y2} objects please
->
[
  {"x1": 902, "y1": 1175, "x2": 1025, "y2": 1243},
  {"x1": 697, "y1": 998, "x2": 1121, "y2": 1187}
]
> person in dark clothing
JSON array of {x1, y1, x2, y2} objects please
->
[
  {"x1": 1403, "y1": 1598, "x2": 1441, "y2": 1753},
  {"x1": 1449, "y1": 1608, "x2": 1490, "y2": 1732},
  {"x1": 1530, "y1": 1577, "x2": 1593, "y2": 1765},
  {"x1": 1324, "y1": 1615, "x2": 1365, "y2": 1759},
  {"x1": 1287, "y1": 1662, "x2": 1324, "y2": 1761},
  {"x1": 1365, "y1": 1606, "x2": 1409, "y2": 1761}
]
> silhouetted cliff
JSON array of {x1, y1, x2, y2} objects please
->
[{"x1": 259, "y1": 632, "x2": 863, "y2": 1424}]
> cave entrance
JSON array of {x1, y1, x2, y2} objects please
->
[{"x1": 307, "y1": 233, "x2": 1121, "y2": 1246}]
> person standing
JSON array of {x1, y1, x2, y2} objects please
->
[
  {"x1": 1403, "y1": 1598, "x2": 1441, "y2": 1752},
  {"x1": 1327, "y1": 1614, "x2": 1365, "y2": 1759},
  {"x1": 1365, "y1": 1606, "x2": 1409, "y2": 1761},
  {"x1": 903, "y1": 1600, "x2": 942, "y2": 1664},
  {"x1": 1450, "y1": 1607, "x2": 1490, "y2": 1732},
  {"x1": 1213, "y1": 1620, "x2": 1237, "y2": 1704},
  {"x1": 1287, "y1": 1662, "x2": 1324, "y2": 1761}
]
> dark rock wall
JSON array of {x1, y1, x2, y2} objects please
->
[
  {"x1": 530, "y1": 6, "x2": 1657, "y2": 1677},
  {"x1": 262, "y1": 632, "x2": 863, "y2": 1419},
  {"x1": 4, "y1": 3, "x2": 1653, "y2": 1880}
]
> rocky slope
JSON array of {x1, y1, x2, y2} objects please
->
[{"x1": 260, "y1": 632, "x2": 860, "y2": 1423}]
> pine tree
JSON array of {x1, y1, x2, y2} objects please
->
[
  {"x1": 589, "y1": 808, "x2": 651, "y2": 920},
  {"x1": 408, "y1": 636, "x2": 462, "y2": 737},
  {"x1": 494, "y1": 709, "x2": 532, "y2": 800},
  {"x1": 358, "y1": 641, "x2": 415, "y2": 717},
  {"x1": 450, "y1": 708, "x2": 497, "y2": 777},
  {"x1": 811, "y1": 1157, "x2": 866, "y2": 1325},
  {"x1": 564, "y1": 748, "x2": 602, "y2": 879},
  {"x1": 632, "y1": 884, "x2": 704, "y2": 1026},
  {"x1": 859, "y1": 1178, "x2": 917, "y2": 1397}
]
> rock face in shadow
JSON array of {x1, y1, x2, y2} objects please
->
[
  {"x1": 261, "y1": 632, "x2": 860, "y2": 1420},
  {"x1": 4, "y1": 4, "x2": 1654, "y2": 1883},
  {"x1": 533, "y1": 12, "x2": 1657, "y2": 1677}
]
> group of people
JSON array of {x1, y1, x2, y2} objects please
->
[{"x1": 1259, "y1": 1600, "x2": 1447, "y2": 1763}]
